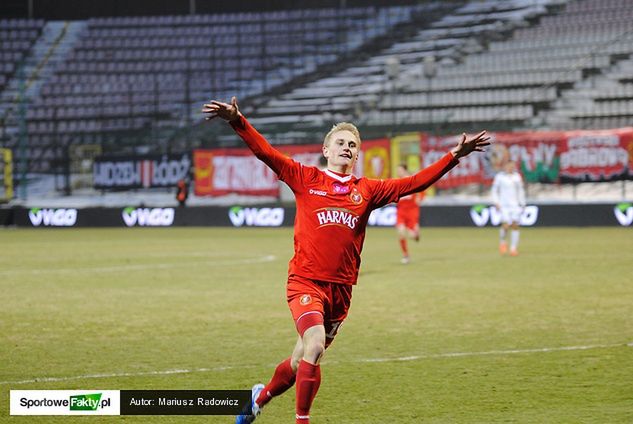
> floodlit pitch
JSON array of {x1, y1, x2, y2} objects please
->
[{"x1": 1, "y1": 227, "x2": 632, "y2": 423}]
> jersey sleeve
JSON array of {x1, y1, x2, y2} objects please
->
[
  {"x1": 368, "y1": 152, "x2": 458, "y2": 208},
  {"x1": 229, "y1": 114, "x2": 305, "y2": 192}
]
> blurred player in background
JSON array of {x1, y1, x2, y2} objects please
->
[
  {"x1": 176, "y1": 179, "x2": 188, "y2": 207},
  {"x1": 202, "y1": 96, "x2": 490, "y2": 424},
  {"x1": 491, "y1": 160, "x2": 526, "y2": 256},
  {"x1": 395, "y1": 163, "x2": 424, "y2": 264}
]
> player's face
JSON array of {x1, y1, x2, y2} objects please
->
[{"x1": 323, "y1": 130, "x2": 359, "y2": 172}]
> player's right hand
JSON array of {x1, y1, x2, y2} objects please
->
[{"x1": 202, "y1": 96, "x2": 240, "y2": 122}]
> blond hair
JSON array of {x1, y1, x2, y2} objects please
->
[{"x1": 323, "y1": 122, "x2": 361, "y2": 146}]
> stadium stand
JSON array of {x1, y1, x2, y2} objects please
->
[
  {"x1": 0, "y1": 19, "x2": 44, "y2": 92},
  {"x1": 242, "y1": 0, "x2": 633, "y2": 137},
  {"x1": 2, "y1": 4, "x2": 453, "y2": 173},
  {"x1": 29, "y1": 7, "x2": 426, "y2": 138},
  {"x1": 510, "y1": 0, "x2": 633, "y2": 129},
  {"x1": 245, "y1": 0, "x2": 570, "y2": 134},
  {"x1": 0, "y1": 18, "x2": 46, "y2": 117},
  {"x1": 1, "y1": 0, "x2": 633, "y2": 200}
]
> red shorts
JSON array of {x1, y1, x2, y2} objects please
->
[
  {"x1": 287, "y1": 274, "x2": 353, "y2": 347},
  {"x1": 396, "y1": 209, "x2": 419, "y2": 230}
]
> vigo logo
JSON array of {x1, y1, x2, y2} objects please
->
[
  {"x1": 229, "y1": 206, "x2": 284, "y2": 227},
  {"x1": 315, "y1": 208, "x2": 359, "y2": 229},
  {"x1": 28, "y1": 208, "x2": 77, "y2": 227},
  {"x1": 470, "y1": 205, "x2": 539, "y2": 227},
  {"x1": 368, "y1": 205, "x2": 396, "y2": 226},
  {"x1": 614, "y1": 203, "x2": 633, "y2": 226},
  {"x1": 122, "y1": 207, "x2": 175, "y2": 227}
]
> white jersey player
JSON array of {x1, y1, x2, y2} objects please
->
[{"x1": 491, "y1": 161, "x2": 525, "y2": 256}]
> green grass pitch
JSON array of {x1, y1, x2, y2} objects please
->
[{"x1": 1, "y1": 226, "x2": 632, "y2": 423}]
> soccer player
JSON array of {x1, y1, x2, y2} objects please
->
[
  {"x1": 175, "y1": 179, "x2": 188, "y2": 207},
  {"x1": 202, "y1": 97, "x2": 490, "y2": 424},
  {"x1": 491, "y1": 160, "x2": 526, "y2": 256},
  {"x1": 395, "y1": 163, "x2": 424, "y2": 264}
]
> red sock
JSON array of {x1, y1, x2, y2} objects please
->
[
  {"x1": 295, "y1": 359, "x2": 321, "y2": 423},
  {"x1": 399, "y1": 238, "x2": 408, "y2": 256},
  {"x1": 256, "y1": 357, "x2": 296, "y2": 407}
]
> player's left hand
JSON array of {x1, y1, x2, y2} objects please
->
[{"x1": 450, "y1": 130, "x2": 490, "y2": 159}]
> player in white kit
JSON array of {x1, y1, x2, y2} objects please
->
[{"x1": 491, "y1": 161, "x2": 526, "y2": 256}]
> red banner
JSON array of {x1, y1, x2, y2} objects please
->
[
  {"x1": 421, "y1": 127, "x2": 633, "y2": 187},
  {"x1": 559, "y1": 128, "x2": 633, "y2": 182},
  {"x1": 193, "y1": 148, "x2": 279, "y2": 196},
  {"x1": 194, "y1": 138, "x2": 391, "y2": 197},
  {"x1": 195, "y1": 127, "x2": 633, "y2": 195},
  {"x1": 421, "y1": 134, "x2": 487, "y2": 189}
]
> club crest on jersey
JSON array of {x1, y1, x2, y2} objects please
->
[
  {"x1": 315, "y1": 207, "x2": 360, "y2": 229},
  {"x1": 349, "y1": 187, "x2": 363, "y2": 205},
  {"x1": 300, "y1": 294, "x2": 312, "y2": 305},
  {"x1": 332, "y1": 183, "x2": 350, "y2": 194}
]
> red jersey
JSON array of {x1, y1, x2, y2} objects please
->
[
  {"x1": 231, "y1": 116, "x2": 458, "y2": 285},
  {"x1": 396, "y1": 192, "x2": 424, "y2": 214}
]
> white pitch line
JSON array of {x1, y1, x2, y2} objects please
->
[
  {"x1": 0, "y1": 255, "x2": 277, "y2": 276},
  {"x1": 1, "y1": 342, "x2": 630, "y2": 386},
  {"x1": 354, "y1": 342, "x2": 633, "y2": 363},
  {"x1": 0, "y1": 365, "x2": 261, "y2": 386}
]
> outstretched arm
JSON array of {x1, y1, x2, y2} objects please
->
[
  {"x1": 399, "y1": 130, "x2": 491, "y2": 196},
  {"x1": 370, "y1": 131, "x2": 491, "y2": 207},
  {"x1": 202, "y1": 97, "x2": 291, "y2": 175}
]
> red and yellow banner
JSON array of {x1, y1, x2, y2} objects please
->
[
  {"x1": 194, "y1": 138, "x2": 391, "y2": 197},
  {"x1": 193, "y1": 127, "x2": 633, "y2": 196}
]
